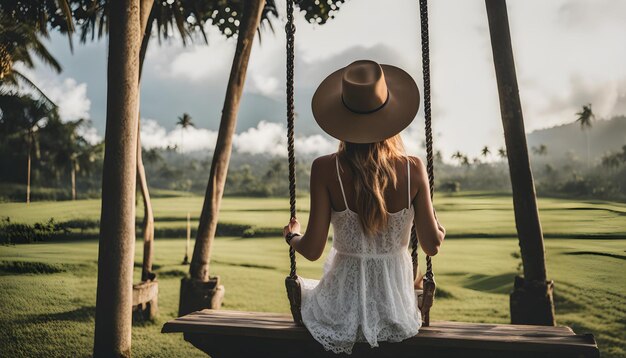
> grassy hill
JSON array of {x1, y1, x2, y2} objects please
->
[{"x1": 527, "y1": 115, "x2": 626, "y2": 161}]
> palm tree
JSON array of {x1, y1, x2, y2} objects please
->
[
  {"x1": 481, "y1": 146, "x2": 491, "y2": 159},
  {"x1": 575, "y1": 104, "x2": 595, "y2": 167},
  {"x1": 532, "y1": 144, "x2": 547, "y2": 156},
  {"x1": 461, "y1": 155, "x2": 471, "y2": 168},
  {"x1": 68, "y1": 0, "x2": 280, "y2": 284},
  {"x1": 178, "y1": 0, "x2": 344, "y2": 315},
  {"x1": 0, "y1": 15, "x2": 62, "y2": 105},
  {"x1": 498, "y1": 147, "x2": 507, "y2": 161},
  {"x1": 451, "y1": 151, "x2": 465, "y2": 166},
  {"x1": 181, "y1": 1, "x2": 268, "y2": 315},
  {"x1": 0, "y1": 93, "x2": 58, "y2": 203},
  {"x1": 486, "y1": 0, "x2": 554, "y2": 325},
  {"x1": 43, "y1": 118, "x2": 96, "y2": 200},
  {"x1": 93, "y1": 0, "x2": 141, "y2": 355},
  {"x1": 176, "y1": 113, "x2": 195, "y2": 155}
]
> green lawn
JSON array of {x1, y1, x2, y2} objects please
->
[{"x1": 0, "y1": 193, "x2": 625, "y2": 357}]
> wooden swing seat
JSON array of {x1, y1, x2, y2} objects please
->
[{"x1": 162, "y1": 309, "x2": 599, "y2": 358}]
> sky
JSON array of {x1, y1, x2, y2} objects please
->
[{"x1": 26, "y1": 0, "x2": 626, "y2": 160}]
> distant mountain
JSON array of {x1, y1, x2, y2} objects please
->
[{"x1": 527, "y1": 115, "x2": 626, "y2": 161}]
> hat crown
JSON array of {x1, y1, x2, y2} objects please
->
[{"x1": 341, "y1": 60, "x2": 389, "y2": 114}]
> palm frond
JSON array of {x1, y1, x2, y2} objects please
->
[{"x1": 12, "y1": 70, "x2": 57, "y2": 108}]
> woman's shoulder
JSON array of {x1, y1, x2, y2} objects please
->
[
  {"x1": 407, "y1": 155, "x2": 427, "y2": 183},
  {"x1": 311, "y1": 153, "x2": 338, "y2": 177}
]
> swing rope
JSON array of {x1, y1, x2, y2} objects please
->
[
  {"x1": 411, "y1": 0, "x2": 435, "y2": 283},
  {"x1": 284, "y1": 0, "x2": 436, "y2": 325},
  {"x1": 286, "y1": 0, "x2": 298, "y2": 280}
]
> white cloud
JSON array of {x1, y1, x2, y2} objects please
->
[
  {"x1": 13, "y1": 67, "x2": 91, "y2": 122},
  {"x1": 248, "y1": 74, "x2": 281, "y2": 98},
  {"x1": 233, "y1": 120, "x2": 285, "y2": 156},
  {"x1": 45, "y1": 78, "x2": 91, "y2": 121},
  {"x1": 140, "y1": 118, "x2": 218, "y2": 152},
  {"x1": 78, "y1": 125, "x2": 102, "y2": 145},
  {"x1": 168, "y1": 42, "x2": 235, "y2": 82},
  {"x1": 140, "y1": 119, "x2": 336, "y2": 157}
]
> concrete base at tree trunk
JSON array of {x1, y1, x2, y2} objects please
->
[
  {"x1": 510, "y1": 275, "x2": 556, "y2": 326},
  {"x1": 132, "y1": 280, "x2": 158, "y2": 322},
  {"x1": 178, "y1": 276, "x2": 225, "y2": 316}
]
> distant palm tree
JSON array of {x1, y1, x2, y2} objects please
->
[
  {"x1": 461, "y1": 156, "x2": 470, "y2": 168},
  {"x1": 575, "y1": 104, "x2": 595, "y2": 167},
  {"x1": 143, "y1": 148, "x2": 163, "y2": 165},
  {"x1": 176, "y1": 113, "x2": 195, "y2": 155},
  {"x1": 45, "y1": 118, "x2": 96, "y2": 200},
  {"x1": 532, "y1": 144, "x2": 547, "y2": 156},
  {"x1": 498, "y1": 147, "x2": 507, "y2": 161},
  {"x1": 451, "y1": 151, "x2": 464, "y2": 166},
  {"x1": 481, "y1": 146, "x2": 491, "y2": 159},
  {"x1": 434, "y1": 150, "x2": 443, "y2": 164},
  {"x1": 0, "y1": 93, "x2": 58, "y2": 203},
  {"x1": 177, "y1": 112, "x2": 194, "y2": 264}
]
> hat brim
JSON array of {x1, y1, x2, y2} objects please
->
[{"x1": 311, "y1": 64, "x2": 420, "y2": 144}]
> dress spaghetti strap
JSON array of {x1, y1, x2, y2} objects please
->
[
  {"x1": 335, "y1": 155, "x2": 349, "y2": 211},
  {"x1": 407, "y1": 156, "x2": 411, "y2": 209}
]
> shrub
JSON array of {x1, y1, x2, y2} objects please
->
[{"x1": 0, "y1": 219, "x2": 67, "y2": 244}]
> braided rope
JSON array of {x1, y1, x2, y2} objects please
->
[
  {"x1": 420, "y1": 0, "x2": 435, "y2": 281},
  {"x1": 286, "y1": 0, "x2": 297, "y2": 279},
  {"x1": 412, "y1": 0, "x2": 435, "y2": 281}
]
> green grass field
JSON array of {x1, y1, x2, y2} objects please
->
[{"x1": 1, "y1": 193, "x2": 625, "y2": 357}]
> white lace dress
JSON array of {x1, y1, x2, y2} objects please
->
[{"x1": 298, "y1": 155, "x2": 421, "y2": 354}]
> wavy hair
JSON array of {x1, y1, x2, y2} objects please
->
[{"x1": 337, "y1": 134, "x2": 408, "y2": 236}]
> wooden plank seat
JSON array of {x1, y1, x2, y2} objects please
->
[{"x1": 162, "y1": 309, "x2": 599, "y2": 357}]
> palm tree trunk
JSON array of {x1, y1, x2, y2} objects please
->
[
  {"x1": 71, "y1": 162, "x2": 76, "y2": 200},
  {"x1": 93, "y1": 0, "x2": 141, "y2": 356},
  {"x1": 26, "y1": 132, "x2": 31, "y2": 204},
  {"x1": 137, "y1": 0, "x2": 156, "y2": 282},
  {"x1": 179, "y1": 0, "x2": 265, "y2": 315},
  {"x1": 137, "y1": 121, "x2": 154, "y2": 281},
  {"x1": 585, "y1": 130, "x2": 590, "y2": 168},
  {"x1": 183, "y1": 212, "x2": 190, "y2": 264},
  {"x1": 486, "y1": 0, "x2": 555, "y2": 326}
]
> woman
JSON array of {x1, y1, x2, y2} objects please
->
[{"x1": 283, "y1": 60, "x2": 445, "y2": 354}]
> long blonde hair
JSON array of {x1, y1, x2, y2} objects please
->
[{"x1": 337, "y1": 134, "x2": 408, "y2": 236}]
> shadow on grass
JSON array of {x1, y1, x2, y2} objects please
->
[
  {"x1": 212, "y1": 259, "x2": 277, "y2": 270},
  {"x1": 435, "y1": 287, "x2": 454, "y2": 299},
  {"x1": 24, "y1": 306, "x2": 96, "y2": 324},
  {"x1": 157, "y1": 269, "x2": 187, "y2": 278},
  {"x1": 462, "y1": 272, "x2": 515, "y2": 294},
  {"x1": 553, "y1": 291, "x2": 585, "y2": 314},
  {"x1": 134, "y1": 262, "x2": 162, "y2": 270},
  {"x1": 564, "y1": 251, "x2": 626, "y2": 260}
]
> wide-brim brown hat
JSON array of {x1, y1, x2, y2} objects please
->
[{"x1": 312, "y1": 60, "x2": 420, "y2": 144}]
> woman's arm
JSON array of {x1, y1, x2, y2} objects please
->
[
  {"x1": 283, "y1": 157, "x2": 332, "y2": 261},
  {"x1": 411, "y1": 157, "x2": 445, "y2": 257}
]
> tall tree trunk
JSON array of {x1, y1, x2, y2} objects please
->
[
  {"x1": 71, "y1": 162, "x2": 76, "y2": 200},
  {"x1": 137, "y1": 122, "x2": 155, "y2": 281},
  {"x1": 93, "y1": 0, "x2": 141, "y2": 356},
  {"x1": 486, "y1": 0, "x2": 555, "y2": 326},
  {"x1": 179, "y1": 0, "x2": 264, "y2": 315},
  {"x1": 137, "y1": 0, "x2": 156, "y2": 282},
  {"x1": 26, "y1": 131, "x2": 31, "y2": 204},
  {"x1": 585, "y1": 130, "x2": 590, "y2": 168}
]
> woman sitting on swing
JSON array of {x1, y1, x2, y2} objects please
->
[{"x1": 283, "y1": 60, "x2": 446, "y2": 354}]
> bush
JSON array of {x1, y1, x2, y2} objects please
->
[
  {"x1": 440, "y1": 181, "x2": 461, "y2": 193},
  {"x1": 0, "y1": 219, "x2": 68, "y2": 244}
]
